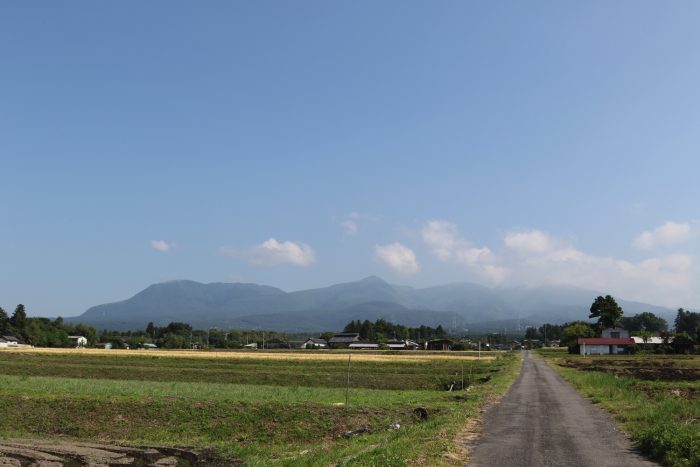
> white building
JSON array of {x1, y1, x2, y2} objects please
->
[{"x1": 67, "y1": 336, "x2": 88, "y2": 347}]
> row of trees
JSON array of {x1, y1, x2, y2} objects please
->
[
  {"x1": 342, "y1": 319, "x2": 448, "y2": 342},
  {"x1": 100, "y1": 322, "x2": 291, "y2": 349},
  {"x1": 0, "y1": 305, "x2": 98, "y2": 347}
]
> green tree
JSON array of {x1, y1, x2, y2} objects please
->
[
  {"x1": 10, "y1": 304, "x2": 27, "y2": 338},
  {"x1": 161, "y1": 333, "x2": 186, "y2": 349},
  {"x1": 0, "y1": 307, "x2": 10, "y2": 334},
  {"x1": 146, "y1": 322, "x2": 156, "y2": 339},
  {"x1": 674, "y1": 308, "x2": 700, "y2": 340},
  {"x1": 562, "y1": 321, "x2": 595, "y2": 353},
  {"x1": 620, "y1": 312, "x2": 668, "y2": 333},
  {"x1": 589, "y1": 295, "x2": 623, "y2": 329}
]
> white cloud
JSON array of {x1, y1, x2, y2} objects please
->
[
  {"x1": 419, "y1": 219, "x2": 698, "y2": 306},
  {"x1": 151, "y1": 240, "x2": 174, "y2": 253},
  {"x1": 374, "y1": 243, "x2": 420, "y2": 275},
  {"x1": 504, "y1": 231, "x2": 695, "y2": 306},
  {"x1": 341, "y1": 220, "x2": 358, "y2": 236},
  {"x1": 504, "y1": 230, "x2": 556, "y2": 254},
  {"x1": 339, "y1": 211, "x2": 381, "y2": 236},
  {"x1": 421, "y1": 220, "x2": 508, "y2": 282},
  {"x1": 633, "y1": 221, "x2": 693, "y2": 250},
  {"x1": 222, "y1": 238, "x2": 316, "y2": 267}
]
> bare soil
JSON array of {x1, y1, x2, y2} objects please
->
[
  {"x1": 0, "y1": 440, "x2": 231, "y2": 467},
  {"x1": 558, "y1": 358, "x2": 700, "y2": 381}
]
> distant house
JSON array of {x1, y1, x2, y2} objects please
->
[
  {"x1": 579, "y1": 328, "x2": 633, "y2": 355},
  {"x1": 302, "y1": 338, "x2": 328, "y2": 349},
  {"x1": 2, "y1": 335, "x2": 25, "y2": 346},
  {"x1": 142, "y1": 343, "x2": 158, "y2": 349},
  {"x1": 348, "y1": 342, "x2": 379, "y2": 350},
  {"x1": 387, "y1": 339, "x2": 420, "y2": 350},
  {"x1": 578, "y1": 337, "x2": 634, "y2": 355},
  {"x1": 425, "y1": 339, "x2": 453, "y2": 351},
  {"x1": 328, "y1": 333, "x2": 360, "y2": 348},
  {"x1": 287, "y1": 340, "x2": 306, "y2": 349},
  {"x1": 243, "y1": 342, "x2": 258, "y2": 349},
  {"x1": 67, "y1": 336, "x2": 88, "y2": 348},
  {"x1": 96, "y1": 342, "x2": 113, "y2": 350}
]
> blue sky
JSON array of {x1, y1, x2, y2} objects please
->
[{"x1": 2, "y1": 1, "x2": 699, "y2": 316}]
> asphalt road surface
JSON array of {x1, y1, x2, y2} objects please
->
[{"x1": 468, "y1": 351, "x2": 659, "y2": 467}]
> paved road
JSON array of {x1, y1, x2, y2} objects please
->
[{"x1": 468, "y1": 351, "x2": 659, "y2": 467}]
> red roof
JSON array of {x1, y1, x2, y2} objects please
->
[{"x1": 578, "y1": 338, "x2": 634, "y2": 345}]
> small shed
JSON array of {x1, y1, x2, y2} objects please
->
[
  {"x1": 426, "y1": 339, "x2": 453, "y2": 351},
  {"x1": 348, "y1": 342, "x2": 379, "y2": 350},
  {"x1": 387, "y1": 339, "x2": 420, "y2": 350}
]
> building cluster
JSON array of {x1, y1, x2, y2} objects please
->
[{"x1": 288, "y1": 332, "x2": 460, "y2": 351}]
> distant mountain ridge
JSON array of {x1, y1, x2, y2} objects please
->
[{"x1": 67, "y1": 276, "x2": 676, "y2": 332}]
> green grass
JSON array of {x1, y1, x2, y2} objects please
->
[
  {"x1": 0, "y1": 350, "x2": 521, "y2": 465},
  {"x1": 0, "y1": 351, "x2": 497, "y2": 390},
  {"x1": 539, "y1": 352, "x2": 700, "y2": 467}
]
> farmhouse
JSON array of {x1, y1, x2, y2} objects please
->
[
  {"x1": 2, "y1": 336, "x2": 25, "y2": 346},
  {"x1": 328, "y1": 332, "x2": 360, "y2": 348},
  {"x1": 302, "y1": 337, "x2": 328, "y2": 349}
]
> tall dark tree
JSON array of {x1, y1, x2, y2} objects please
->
[
  {"x1": 0, "y1": 307, "x2": 9, "y2": 334},
  {"x1": 674, "y1": 308, "x2": 700, "y2": 338},
  {"x1": 589, "y1": 295, "x2": 623, "y2": 329},
  {"x1": 10, "y1": 304, "x2": 27, "y2": 336},
  {"x1": 146, "y1": 322, "x2": 156, "y2": 338}
]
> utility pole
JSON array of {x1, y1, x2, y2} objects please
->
[
  {"x1": 345, "y1": 354, "x2": 351, "y2": 409},
  {"x1": 544, "y1": 324, "x2": 547, "y2": 348}
]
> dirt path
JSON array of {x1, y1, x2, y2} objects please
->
[
  {"x1": 0, "y1": 440, "x2": 226, "y2": 466},
  {"x1": 467, "y1": 351, "x2": 659, "y2": 467}
]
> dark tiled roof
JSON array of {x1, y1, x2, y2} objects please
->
[
  {"x1": 305, "y1": 338, "x2": 328, "y2": 344},
  {"x1": 329, "y1": 333, "x2": 359, "y2": 344}
]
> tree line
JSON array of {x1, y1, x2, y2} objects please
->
[
  {"x1": 342, "y1": 319, "x2": 448, "y2": 342},
  {"x1": 0, "y1": 304, "x2": 97, "y2": 347}
]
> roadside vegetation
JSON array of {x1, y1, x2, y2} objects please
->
[
  {"x1": 0, "y1": 349, "x2": 520, "y2": 465},
  {"x1": 539, "y1": 351, "x2": 699, "y2": 467}
]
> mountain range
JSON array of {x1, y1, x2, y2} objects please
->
[{"x1": 67, "y1": 276, "x2": 676, "y2": 332}]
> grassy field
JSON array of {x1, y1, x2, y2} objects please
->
[
  {"x1": 0, "y1": 348, "x2": 519, "y2": 466},
  {"x1": 539, "y1": 350, "x2": 700, "y2": 467}
]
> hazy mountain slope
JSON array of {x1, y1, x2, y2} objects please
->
[{"x1": 68, "y1": 276, "x2": 676, "y2": 331}]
